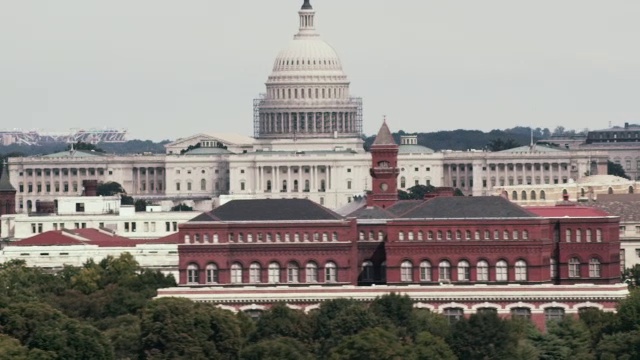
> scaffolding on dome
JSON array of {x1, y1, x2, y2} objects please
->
[
  {"x1": 252, "y1": 96, "x2": 363, "y2": 138},
  {"x1": 0, "y1": 128, "x2": 127, "y2": 146}
]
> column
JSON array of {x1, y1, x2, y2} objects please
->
[
  {"x1": 145, "y1": 167, "x2": 150, "y2": 194},
  {"x1": 274, "y1": 166, "x2": 279, "y2": 192},
  {"x1": 298, "y1": 166, "x2": 302, "y2": 192},
  {"x1": 311, "y1": 166, "x2": 316, "y2": 192},
  {"x1": 287, "y1": 166, "x2": 292, "y2": 193}
]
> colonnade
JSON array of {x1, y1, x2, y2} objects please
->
[
  {"x1": 259, "y1": 111, "x2": 357, "y2": 135},
  {"x1": 255, "y1": 165, "x2": 333, "y2": 193}
]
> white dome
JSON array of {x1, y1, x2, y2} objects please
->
[{"x1": 272, "y1": 38, "x2": 344, "y2": 75}]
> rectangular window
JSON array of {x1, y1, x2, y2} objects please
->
[
  {"x1": 144, "y1": 222, "x2": 149, "y2": 232},
  {"x1": 620, "y1": 226, "x2": 626, "y2": 235},
  {"x1": 75, "y1": 203, "x2": 85, "y2": 212},
  {"x1": 124, "y1": 222, "x2": 130, "y2": 232},
  {"x1": 176, "y1": 183, "x2": 181, "y2": 191},
  {"x1": 31, "y1": 223, "x2": 36, "y2": 234},
  {"x1": 347, "y1": 181, "x2": 351, "y2": 190},
  {"x1": 173, "y1": 222, "x2": 178, "y2": 231},
  {"x1": 131, "y1": 222, "x2": 136, "y2": 232},
  {"x1": 187, "y1": 182, "x2": 192, "y2": 191}
]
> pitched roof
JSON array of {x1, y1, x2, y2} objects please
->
[
  {"x1": 498, "y1": 145, "x2": 564, "y2": 154},
  {"x1": 372, "y1": 121, "x2": 396, "y2": 146},
  {"x1": 398, "y1": 196, "x2": 536, "y2": 219},
  {"x1": 10, "y1": 229, "x2": 140, "y2": 247},
  {"x1": 386, "y1": 200, "x2": 423, "y2": 216},
  {"x1": 349, "y1": 206, "x2": 396, "y2": 220},
  {"x1": 0, "y1": 161, "x2": 16, "y2": 192},
  {"x1": 587, "y1": 194, "x2": 640, "y2": 221},
  {"x1": 42, "y1": 150, "x2": 105, "y2": 158},
  {"x1": 190, "y1": 199, "x2": 344, "y2": 222},
  {"x1": 526, "y1": 205, "x2": 612, "y2": 218}
]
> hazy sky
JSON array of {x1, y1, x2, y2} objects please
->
[{"x1": 1, "y1": 1, "x2": 639, "y2": 141}]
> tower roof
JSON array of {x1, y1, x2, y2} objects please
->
[
  {"x1": 301, "y1": 0, "x2": 313, "y2": 10},
  {"x1": 0, "y1": 161, "x2": 16, "y2": 192},
  {"x1": 372, "y1": 120, "x2": 396, "y2": 146}
]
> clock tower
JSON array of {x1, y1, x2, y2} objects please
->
[{"x1": 367, "y1": 119, "x2": 400, "y2": 208}]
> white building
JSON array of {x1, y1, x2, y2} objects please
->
[
  {"x1": 6, "y1": 1, "x2": 609, "y2": 211},
  {"x1": 1, "y1": 195, "x2": 199, "y2": 240},
  {"x1": 0, "y1": 228, "x2": 179, "y2": 278}
]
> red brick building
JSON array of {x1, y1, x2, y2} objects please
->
[
  {"x1": 162, "y1": 122, "x2": 627, "y2": 328},
  {"x1": 0, "y1": 160, "x2": 17, "y2": 235}
]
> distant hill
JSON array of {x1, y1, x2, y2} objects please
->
[{"x1": 364, "y1": 127, "x2": 553, "y2": 151}]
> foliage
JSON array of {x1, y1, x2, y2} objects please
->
[
  {"x1": 608, "y1": 160, "x2": 630, "y2": 179},
  {"x1": 180, "y1": 143, "x2": 201, "y2": 155},
  {"x1": 171, "y1": 203, "x2": 193, "y2": 211},
  {"x1": 96, "y1": 182, "x2": 126, "y2": 197},
  {"x1": 486, "y1": 138, "x2": 521, "y2": 152},
  {"x1": 450, "y1": 311, "x2": 517, "y2": 360},
  {"x1": 65, "y1": 141, "x2": 105, "y2": 153},
  {"x1": 329, "y1": 327, "x2": 405, "y2": 360},
  {"x1": 249, "y1": 303, "x2": 312, "y2": 343},
  {"x1": 134, "y1": 199, "x2": 149, "y2": 212},
  {"x1": 240, "y1": 337, "x2": 314, "y2": 360},
  {"x1": 398, "y1": 185, "x2": 436, "y2": 200}
]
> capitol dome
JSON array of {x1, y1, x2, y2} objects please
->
[{"x1": 254, "y1": 0, "x2": 362, "y2": 140}]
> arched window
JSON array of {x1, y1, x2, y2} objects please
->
[
  {"x1": 230, "y1": 263, "x2": 243, "y2": 284},
  {"x1": 576, "y1": 229, "x2": 582, "y2": 242},
  {"x1": 206, "y1": 263, "x2": 218, "y2": 284},
  {"x1": 362, "y1": 261, "x2": 374, "y2": 282},
  {"x1": 400, "y1": 177, "x2": 406, "y2": 188},
  {"x1": 465, "y1": 230, "x2": 471, "y2": 240},
  {"x1": 306, "y1": 262, "x2": 318, "y2": 283},
  {"x1": 400, "y1": 260, "x2": 413, "y2": 282},
  {"x1": 512, "y1": 191, "x2": 518, "y2": 200},
  {"x1": 428, "y1": 231, "x2": 434, "y2": 241},
  {"x1": 287, "y1": 262, "x2": 300, "y2": 283},
  {"x1": 477, "y1": 260, "x2": 489, "y2": 281},
  {"x1": 325, "y1": 262, "x2": 337, "y2": 283},
  {"x1": 304, "y1": 179, "x2": 310, "y2": 191},
  {"x1": 496, "y1": 260, "x2": 508, "y2": 281},
  {"x1": 540, "y1": 190, "x2": 546, "y2": 200},
  {"x1": 565, "y1": 229, "x2": 572, "y2": 242},
  {"x1": 439, "y1": 260, "x2": 451, "y2": 281},
  {"x1": 596, "y1": 229, "x2": 602, "y2": 242},
  {"x1": 545, "y1": 307, "x2": 565, "y2": 322},
  {"x1": 266, "y1": 180, "x2": 272, "y2": 192},
  {"x1": 589, "y1": 258, "x2": 601, "y2": 278},
  {"x1": 586, "y1": 229, "x2": 592, "y2": 242},
  {"x1": 503, "y1": 230, "x2": 509, "y2": 240},
  {"x1": 456, "y1": 230, "x2": 462, "y2": 240},
  {"x1": 419, "y1": 261, "x2": 431, "y2": 281},
  {"x1": 247, "y1": 233, "x2": 253, "y2": 242},
  {"x1": 630, "y1": 186, "x2": 635, "y2": 194},
  {"x1": 250, "y1": 262, "x2": 261, "y2": 283},
  {"x1": 399, "y1": 231, "x2": 405, "y2": 241},
  {"x1": 521, "y1": 191, "x2": 527, "y2": 200},
  {"x1": 293, "y1": 179, "x2": 299, "y2": 192},
  {"x1": 608, "y1": 187, "x2": 613, "y2": 194},
  {"x1": 513, "y1": 230, "x2": 519, "y2": 240},
  {"x1": 268, "y1": 262, "x2": 280, "y2": 283},
  {"x1": 369, "y1": 231, "x2": 374, "y2": 240},
  {"x1": 457, "y1": 260, "x2": 470, "y2": 281},
  {"x1": 447, "y1": 230, "x2": 452, "y2": 240},
  {"x1": 282, "y1": 180, "x2": 287, "y2": 192},
  {"x1": 418, "y1": 231, "x2": 424, "y2": 241},
  {"x1": 569, "y1": 257, "x2": 581, "y2": 278},
  {"x1": 332, "y1": 232, "x2": 338, "y2": 241},
  {"x1": 378, "y1": 231, "x2": 384, "y2": 241},
  {"x1": 581, "y1": 188, "x2": 586, "y2": 197},
  {"x1": 523, "y1": 230, "x2": 529, "y2": 240},
  {"x1": 515, "y1": 260, "x2": 527, "y2": 281},
  {"x1": 530, "y1": 191, "x2": 536, "y2": 200},
  {"x1": 187, "y1": 263, "x2": 199, "y2": 284},
  {"x1": 322, "y1": 232, "x2": 328, "y2": 242},
  {"x1": 359, "y1": 231, "x2": 365, "y2": 240},
  {"x1": 200, "y1": 179, "x2": 206, "y2": 191},
  {"x1": 511, "y1": 307, "x2": 532, "y2": 320}
]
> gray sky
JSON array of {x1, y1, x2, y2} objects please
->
[{"x1": 1, "y1": 0, "x2": 639, "y2": 141}]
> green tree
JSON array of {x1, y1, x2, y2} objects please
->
[
  {"x1": 240, "y1": 337, "x2": 313, "y2": 360},
  {"x1": 608, "y1": 160, "x2": 630, "y2": 179},
  {"x1": 408, "y1": 309, "x2": 451, "y2": 340},
  {"x1": 134, "y1": 199, "x2": 149, "y2": 212},
  {"x1": 329, "y1": 327, "x2": 405, "y2": 360},
  {"x1": 0, "y1": 334, "x2": 31, "y2": 360},
  {"x1": 65, "y1": 141, "x2": 105, "y2": 153},
  {"x1": 369, "y1": 293, "x2": 414, "y2": 330},
  {"x1": 408, "y1": 331, "x2": 457, "y2": 360},
  {"x1": 312, "y1": 299, "x2": 387, "y2": 357},
  {"x1": 250, "y1": 304, "x2": 312, "y2": 343},
  {"x1": 486, "y1": 138, "x2": 521, "y2": 152},
  {"x1": 533, "y1": 316, "x2": 595, "y2": 360},
  {"x1": 596, "y1": 330, "x2": 640, "y2": 360},
  {"x1": 0, "y1": 303, "x2": 113, "y2": 360},
  {"x1": 96, "y1": 182, "x2": 126, "y2": 196},
  {"x1": 140, "y1": 298, "x2": 242, "y2": 360},
  {"x1": 171, "y1": 203, "x2": 193, "y2": 211},
  {"x1": 450, "y1": 311, "x2": 516, "y2": 360},
  {"x1": 398, "y1": 185, "x2": 436, "y2": 200}
]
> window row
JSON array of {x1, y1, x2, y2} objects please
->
[
  {"x1": 175, "y1": 179, "x2": 228, "y2": 192},
  {"x1": 395, "y1": 229, "x2": 530, "y2": 242},
  {"x1": 564, "y1": 228, "x2": 603, "y2": 243},
  {"x1": 268, "y1": 86, "x2": 346, "y2": 100},
  {"x1": 397, "y1": 259, "x2": 529, "y2": 282},
  {"x1": 441, "y1": 306, "x2": 569, "y2": 324},
  {"x1": 186, "y1": 261, "x2": 338, "y2": 285},
  {"x1": 184, "y1": 231, "x2": 341, "y2": 244}
]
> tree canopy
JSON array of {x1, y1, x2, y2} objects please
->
[{"x1": 608, "y1": 160, "x2": 630, "y2": 179}]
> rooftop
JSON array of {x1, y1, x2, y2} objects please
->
[
  {"x1": 8, "y1": 228, "x2": 181, "y2": 248},
  {"x1": 190, "y1": 198, "x2": 344, "y2": 222}
]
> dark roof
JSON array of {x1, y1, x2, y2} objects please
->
[
  {"x1": 349, "y1": 206, "x2": 396, "y2": 220},
  {"x1": 386, "y1": 200, "x2": 423, "y2": 216},
  {"x1": 0, "y1": 161, "x2": 15, "y2": 192},
  {"x1": 301, "y1": 0, "x2": 312, "y2": 10},
  {"x1": 372, "y1": 121, "x2": 396, "y2": 146},
  {"x1": 191, "y1": 199, "x2": 343, "y2": 222},
  {"x1": 588, "y1": 194, "x2": 640, "y2": 221},
  {"x1": 398, "y1": 196, "x2": 536, "y2": 219}
]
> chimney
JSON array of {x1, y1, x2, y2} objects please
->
[
  {"x1": 82, "y1": 180, "x2": 98, "y2": 197},
  {"x1": 425, "y1": 187, "x2": 455, "y2": 199},
  {"x1": 625, "y1": 122, "x2": 629, "y2": 129}
]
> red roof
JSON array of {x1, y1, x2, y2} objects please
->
[
  {"x1": 10, "y1": 229, "x2": 177, "y2": 247},
  {"x1": 526, "y1": 205, "x2": 613, "y2": 218}
]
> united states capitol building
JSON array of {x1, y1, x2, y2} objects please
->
[{"x1": 5, "y1": 0, "x2": 610, "y2": 213}]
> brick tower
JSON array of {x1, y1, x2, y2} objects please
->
[
  {"x1": 0, "y1": 160, "x2": 17, "y2": 234},
  {"x1": 367, "y1": 120, "x2": 400, "y2": 208}
]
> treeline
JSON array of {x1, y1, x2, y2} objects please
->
[
  {"x1": 0, "y1": 139, "x2": 169, "y2": 157},
  {"x1": 2, "y1": 256, "x2": 640, "y2": 359},
  {"x1": 364, "y1": 126, "x2": 560, "y2": 152}
]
